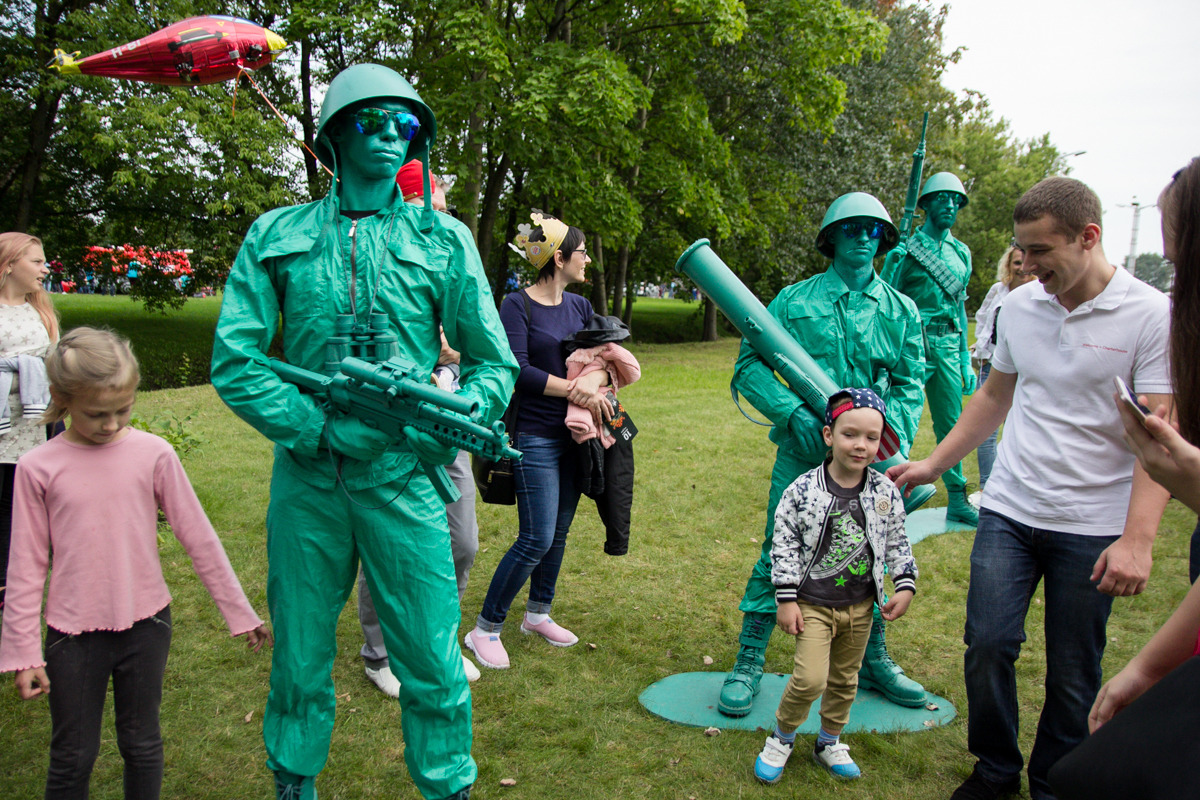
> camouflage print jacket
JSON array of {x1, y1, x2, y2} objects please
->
[{"x1": 771, "y1": 463, "x2": 917, "y2": 609}]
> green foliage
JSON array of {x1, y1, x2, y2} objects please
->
[
  {"x1": 2, "y1": 1, "x2": 304, "y2": 314},
  {"x1": 129, "y1": 409, "x2": 203, "y2": 459},
  {"x1": 4, "y1": 0, "x2": 1068, "y2": 330},
  {"x1": 1135, "y1": 252, "x2": 1174, "y2": 293}
]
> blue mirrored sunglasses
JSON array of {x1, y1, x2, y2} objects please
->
[
  {"x1": 353, "y1": 108, "x2": 420, "y2": 141},
  {"x1": 840, "y1": 221, "x2": 885, "y2": 240}
]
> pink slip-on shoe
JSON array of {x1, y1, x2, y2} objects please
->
[
  {"x1": 465, "y1": 630, "x2": 510, "y2": 669},
  {"x1": 520, "y1": 614, "x2": 579, "y2": 647}
]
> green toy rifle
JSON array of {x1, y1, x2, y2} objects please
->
[
  {"x1": 270, "y1": 355, "x2": 522, "y2": 505},
  {"x1": 897, "y1": 112, "x2": 930, "y2": 244}
]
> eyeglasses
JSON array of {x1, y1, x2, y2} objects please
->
[
  {"x1": 572, "y1": 249, "x2": 588, "y2": 256},
  {"x1": 840, "y1": 221, "x2": 886, "y2": 240},
  {"x1": 352, "y1": 108, "x2": 421, "y2": 141}
]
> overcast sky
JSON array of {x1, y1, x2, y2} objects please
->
[{"x1": 938, "y1": 0, "x2": 1199, "y2": 265}]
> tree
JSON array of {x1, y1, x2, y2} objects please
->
[
  {"x1": 1135, "y1": 252, "x2": 1173, "y2": 293},
  {"x1": 2, "y1": 0, "x2": 303, "y2": 312}
]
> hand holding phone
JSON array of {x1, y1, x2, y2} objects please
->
[{"x1": 1114, "y1": 376, "x2": 1150, "y2": 423}]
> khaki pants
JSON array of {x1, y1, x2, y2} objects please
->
[{"x1": 776, "y1": 598, "x2": 875, "y2": 735}]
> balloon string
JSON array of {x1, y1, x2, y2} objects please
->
[{"x1": 235, "y1": 67, "x2": 334, "y2": 178}]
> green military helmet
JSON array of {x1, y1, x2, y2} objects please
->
[
  {"x1": 815, "y1": 192, "x2": 900, "y2": 259},
  {"x1": 314, "y1": 63, "x2": 437, "y2": 172},
  {"x1": 918, "y1": 172, "x2": 969, "y2": 209}
]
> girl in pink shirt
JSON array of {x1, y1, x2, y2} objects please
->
[{"x1": 0, "y1": 327, "x2": 270, "y2": 799}]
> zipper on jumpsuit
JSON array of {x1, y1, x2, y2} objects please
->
[{"x1": 347, "y1": 217, "x2": 359, "y2": 315}]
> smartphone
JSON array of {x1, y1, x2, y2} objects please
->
[{"x1": 1113, "y1": 376, "x2": 1150, "y2": 423}]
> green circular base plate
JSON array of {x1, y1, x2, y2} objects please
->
[
  {"x1": 638, "y1": 672, "x2": 956, "y2": 733},
  {"x1": 905, "y1": 505, "x2": 976, "y2": 546}
]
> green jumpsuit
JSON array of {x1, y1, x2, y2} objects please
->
[
  {"x1": 733, "y1": 268, "x2": 925, "y2": 617},
  {"x1": 212, "y1": 190, "x2": 517, "y2": 798},
  {"x1": 880, "y1": 228, "x2": 973, "y2": 494}
]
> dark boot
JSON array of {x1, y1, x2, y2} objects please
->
[
  {"x1": 275, "y1": 772, "x2": 317, "y2": 800},
  {"x1": 718, "y1": 612, "x2": 774, "y2": 717},
  {"x1": 946, "y1": 485, "x2": 979, "y2": 525},
  {"x1": 857, "y1": 604, "x2": 926, "y2": 707}
]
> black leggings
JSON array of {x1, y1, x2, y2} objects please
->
[
  {"x1": 1048, "y1": 656, "x2": 1200, "y2": 800},
  {"x1": 0, "y1": 462, "x2": 15, "y2": 600},
  {"x1": 44, "y1": 606, "x2": 172, "y2": 800}
]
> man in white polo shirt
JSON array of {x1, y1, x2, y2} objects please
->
[{"x1": 888, "y1": 177, "x2": 1171, "y2": 800}]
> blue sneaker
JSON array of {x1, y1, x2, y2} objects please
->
[
  {"x1": 753, "y1": 734, "x2": 794, "y2": 784},
  {"x1": 813, "y1": 741, "x2": 861, "y2": 779}
]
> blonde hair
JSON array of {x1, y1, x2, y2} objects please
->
[
  {"x1": 0, "y1": 232, "x2": 60, "y2": 342},
  {"x1": 43, "y1": 327, "x2": 140, "y2": 423},
  {"x1": 995, "y1": 246, "x2": 1026, "y2": 288}
]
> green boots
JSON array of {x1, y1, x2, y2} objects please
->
[
  {"x1": 857, "y1": 605, "x2": 927, "y2": 707},
  {"x1": 945, "y1": 485, "x2": 979, "y2": 525},
  {"x1": 718, "y1": 612, "x2": 774, "y2": 717}
]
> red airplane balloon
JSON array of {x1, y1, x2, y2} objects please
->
[{"x1": 48, "y1": 15, "x2": 286, "y2": 87}]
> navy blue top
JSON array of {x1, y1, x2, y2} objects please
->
[{"x1": 499, "y1": 289, "x2": 594, "y2": 438}]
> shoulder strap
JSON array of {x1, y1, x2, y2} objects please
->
[
  {"x1": 520, "y1": 288, "x2": 533, "y2": 322},
  {"x1": 908, "y1": 238, "x2": 966, "y2": 301}
]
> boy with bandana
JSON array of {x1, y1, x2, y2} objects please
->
[{"x1": 753, "y1": 388, "x2": 917, "y2": 785}]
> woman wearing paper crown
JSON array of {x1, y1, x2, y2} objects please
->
[
  {"x1": 718, "y1": 192, "x2": 930, "y2": 717},
  {"x1": 211, "y1": 63, "x2": 517, "y2": 800},
  {"x1": 465, "y1": 212, "x2": 612, "y2": 671}
]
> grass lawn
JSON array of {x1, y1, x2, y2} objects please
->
[{"x1": 1, "y1": 335, "x2": 1193, "y2": 799}]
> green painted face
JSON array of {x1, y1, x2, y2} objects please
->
[
  {"x1": 922, "y1": 191, "x2": 960, "y2": 231},
  {"x1": 330, "y1": 98, "x2": 416, "y2": 186},
  {"x1": 831, "y1": 216, "x2": 883, "y2": 271}
]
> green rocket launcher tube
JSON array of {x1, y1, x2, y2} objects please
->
[
  {"x1": 898, "y1": 112, "x2": 930, "y2": 244},
  {"x1": 270, "y1": 355, "x2": 521, "y2": 505},
  {"x1": 675, "y1": 239, "x2": 934, "y2": 512}
]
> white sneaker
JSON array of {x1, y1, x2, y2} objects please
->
[
  {"x1": 813, "y1": 741, "x2": 861, "y2": 779},
  {"x1": 462, "y1": 653, "x2": 481, "y2": 682},
  {"x1": 365, "y1": 665, "x2": 401, "y2": 698},
  {"x1": 753, "y1": 734, "x2": 794, "y2": 784}
]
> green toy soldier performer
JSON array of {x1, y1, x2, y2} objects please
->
[
  {"x1": 719, "y1": 192, "x2": 930, "y2": 717},
  {"x1": 881, "y1": 172, "x2": 979, "y2": 525},
  {"x1": 212, "y1": 64, "x2": 517, "y2": 800}
]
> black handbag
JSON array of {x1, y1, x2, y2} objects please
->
[
  {"x1": 472, "y1": 395, "x2": 519, "y2": 505},
  {"x1": 472, "y1": 290, "x2": 532, "y2": 505}
]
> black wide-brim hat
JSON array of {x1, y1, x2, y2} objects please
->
[{"x1": 564, "y1": 314, "x2": 631, "y2": 352}]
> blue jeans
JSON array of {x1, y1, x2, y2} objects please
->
[
  {"x1": 975, "y1": 361, "x2": 999, "y2": 490},
  {"x1": 964, "y1": 509, "x2": 1116, "y2": 800},
  {"x1": 44, "y1": 606, "x2": 173, "y2": 800},
  {"x1": 477, "y1": 433, "x2": 581, "y2": 630}
]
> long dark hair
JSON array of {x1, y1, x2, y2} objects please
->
[{"x1": 1161, "y1": 157, "x2": 1200, "y2": 443}]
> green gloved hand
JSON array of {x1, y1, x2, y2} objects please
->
[
  {"x1": 323, "y1": 414, "x2": 393, "y2": 461},
  {"x1": 961, "y1": 361, "x2": 978, "y2": 395},
  {"x1": 404, "y1": 427, "x2": 457, "y2": 466},
  {"x1": 787, "y1": 405, "x2": 826, "y2": 458},
  {"x1": 881, "y1": 242, "x2": 908, "y2": 275}
]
